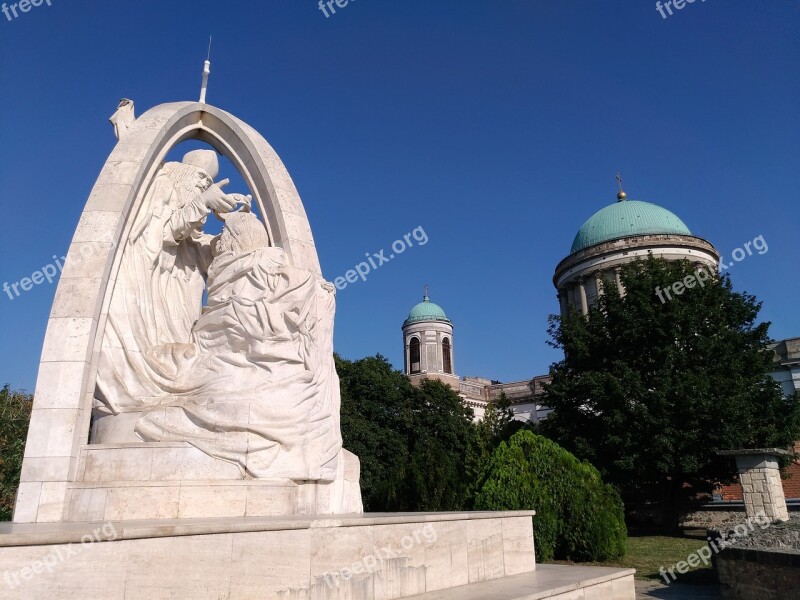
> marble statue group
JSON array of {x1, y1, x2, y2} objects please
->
[{"x1": 93, "y1": 149, "x2": 343, "y2": 481}]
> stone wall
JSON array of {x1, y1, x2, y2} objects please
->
[
  {"x1": 717, "y1": 547, "x2": 800, "y2": 600},
  {"x1": 680, "y1": 508, "x2": 746, "y2": 530}
]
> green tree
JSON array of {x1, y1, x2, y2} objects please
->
[
  {"x1": 0, "y1": 386, "x2": 33, "y2": 521},
  {"x1": 541, "y1": 257, "x2": 800, "y2": 524},
  {"x1": 475, "y1": 430, "x2": 627, "y2": 562},
  {"x1": 406, "y1": 379, "x2": 478, "y2": 511},
  {"x1": 336, "y1": 355, "x2": 478, "y2": 512},
  {"x1": 476, "y1": 392, "x2": 516, "y2": 452},
  {"x1": 336, "y1": 354, "x2": 413, "y2": 511}
]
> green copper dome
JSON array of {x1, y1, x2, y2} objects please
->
[
  {"x1": 570, "y1": 199, "x2": 692, "y2": 254},
  {"x1": 403, "y1": 295, "x2": 451, "y2": 327}
]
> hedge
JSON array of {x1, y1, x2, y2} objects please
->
[{"x1": 475, "y1": 430, "x2": 627, "y2": 562}]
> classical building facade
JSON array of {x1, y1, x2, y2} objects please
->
[
  {"x1": 553, "y1": 189, "x2": 798, "y2": 399},
  {"x1": 771, "y1": 337, "x2": 800, "y2": 397},
  {"x1": 403, "y1": 189, "x2": 797, "y2": 431},
  {"x1": 401, "y1": 294, "x2": 551, "y2": 422}
]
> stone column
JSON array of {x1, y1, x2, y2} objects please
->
[
  {"x1": 404, "y1": 334, "x2": 409, "y2": 374},
  {"x1": 595, "y1": 272, "x2": 604, "y2": 299},
  {"x1": 614, "y1": 268, "x2": 624, "y2": 295},
  {"x1": 720, "y1": 449, "x2": 791, "y2": 522},
  {"x1": 578, "y1": 279, "x2": 589, "y2": 315},
  {"x1": 558, "y1": 292, "x2": 568, "y2": 317}
]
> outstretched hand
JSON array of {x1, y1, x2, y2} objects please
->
[
  {"x1": 200, "y1": 178, "x2": 237, "y2": 213},
  {"x1": 228, "y1": 193, "x2": 253, "y2": 212}
]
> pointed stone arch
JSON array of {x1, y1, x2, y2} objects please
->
[{"x1": 14, "y1": 102, "x2": 321, "y2": 523}]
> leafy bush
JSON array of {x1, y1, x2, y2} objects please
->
[
  {"x1": 475, "y1": 430, "x2": 627, "y2": 562},
  {"x1": 0, "y1": 386, "x2": 32, "y2": 521}
]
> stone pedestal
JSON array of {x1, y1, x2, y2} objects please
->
[
  {"x1": 0, "y1": 512, "x2": 536, "y2": 599},
  {"x1": 720, "y1": 448, "x2": 791, "y2": 522}
]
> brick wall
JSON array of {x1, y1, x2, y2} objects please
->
[{"x1": 717, "y1": 458, "x2": 800, "y2": 501}]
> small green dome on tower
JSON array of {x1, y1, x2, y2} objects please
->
[
  {"x1": 570, "y1": 199, "x2": 692, "y2": 254},
  {"x1": 403, "y1": 294, "x2": 451, "y2": 327}
]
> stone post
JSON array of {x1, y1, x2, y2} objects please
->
[{"x1": 720, "y1": 449, "x2": 792, "y2": 523}]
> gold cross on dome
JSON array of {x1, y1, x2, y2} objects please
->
[{"x1": 616, "y1": 172, "x2": 627, "y2": 201}]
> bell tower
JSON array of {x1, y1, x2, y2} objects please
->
[{"x1": 402, "y1": 290, "x2": 459, "y2": 388}]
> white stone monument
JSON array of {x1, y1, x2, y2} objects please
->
[
  {"x1": 12, "y1": 99, "x2": 362, "y2": 524},
  {"x1": 0, "y1": 88, "x2": 635, "y2": 599}
]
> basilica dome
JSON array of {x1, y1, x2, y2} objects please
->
[
  {"x1": 570, "y1": 199, "x2": 692, "y2": 254},
  {"x1": 555, "y1": 189, "x2": 719, "y2": 319},
  {"x1": 403, "y1": 295, "x2": 451, "y2": 326}
]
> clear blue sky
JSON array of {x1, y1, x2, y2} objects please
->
[{"x1": 0, "y1": 0, "x2": 798, "y2": 392}]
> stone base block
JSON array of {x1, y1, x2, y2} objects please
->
[
  {"x1": 54, "y1": 444, "x2": 363, "y2": 521},
  {"x1": 0, "y1": 511, "x2": 536, "y2": 600},
  {"x1": 67, "y1": 479, "x2": 330, "y2": 521},
  {"x1": 77, "y1": 442, "x2": 244, "y2": 482}
]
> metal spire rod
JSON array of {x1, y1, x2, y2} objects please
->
[{"x1": 199, "y1": 35, "x2": 212, "y2": 104}]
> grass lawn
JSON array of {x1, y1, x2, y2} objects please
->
[{"x1": 548, "y1": 533, "x2": 717, "y2": 584}]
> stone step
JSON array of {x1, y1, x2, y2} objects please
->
[
  {"x1": 0, "y1": 512, "x2": 540, "y2": 599},
  {"x1": 403, "y1": 564, "x2": 636, "y2": 600}
]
